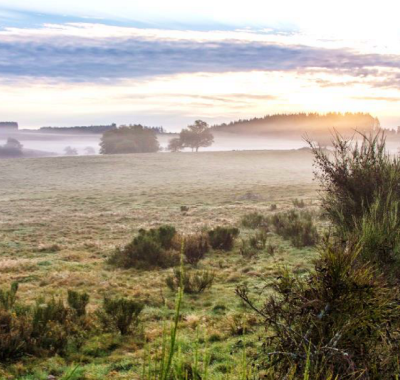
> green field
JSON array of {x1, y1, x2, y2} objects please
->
[{"x1": 0, "y1": 150, "x2": 319, "y2": 379}]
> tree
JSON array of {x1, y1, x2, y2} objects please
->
[
  {"x1": 171, "y1": 120, "x2": 214, "y2": 152},
  {"x1": 100, "y1": 125, "x2": 160, "y2": 155},
  {"x1": 0, "y1": 138, "x2": 23, "y2": 157},
  {"x1": 167, "y1": 137, "x2": 184, "y2": 152},
  {"x1": 64, "y1": 146, "x2": 78, "y2": 156}
]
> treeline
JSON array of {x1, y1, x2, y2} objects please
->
[
  {"x1": 212, "y1": 112, "x2": 380, "y2": 137},
  {"x1": 40, "y1": 124, "x2": 166, "y2": 135}
]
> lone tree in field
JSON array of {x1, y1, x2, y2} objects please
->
[
  {"x1": 100, "y1": 125, "x2": 160, "y2": 154},
  {"x1": 168, "y1": 120, "x2": 214, "y2": 152}
]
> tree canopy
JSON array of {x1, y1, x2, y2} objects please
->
[
  {"x1": 100, "y1": 125, "x2": 160, "y2": 154},
  {"x1": 0, "y1": 138, "x2": 23, "y2": 158},
  {"x1": 168, "y1": 120, "x2": 214, "y2": 152}
]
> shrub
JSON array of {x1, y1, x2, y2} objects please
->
[
  {"x1": 239, "y1": 240, "x2": 257, "y2": 259},
  {"x1": 67, "y1": 290, "x2": 90, "y2": 317},
  {"x1": 308, "y1": 131, "x2": 400, "y2": 233},
  {"x1": 237, "y1": 241, "x2": 400, "y2": 379},
  {"x1": 181, "y1": 234, "x2": 209, "y2": 266},
  {"x1": 166, "y1": 268, "x2": 215, "y2": 294},
  {"x1": 241, "y1": 212, "x2": 265, "y2": 229},
  {"x1": 98, "y1": 297, "x2": 144, "y2": 335},
  {"x1": 0, "y1": 282, "x2": 18, "y2": 310},
  {"x1": 269, "y1": 203, "x2": 277, "y2": 211},
  {"x1": 109, "y1": 225, "x2": 179, "y2": 269},
  {"x1": 248, "y1": 230, "x2": 268, "y2": 250},
  {"x1": 292, "y1": 198, "x2": 305, "y2": 208},
  {"x1": 208, "y1": 227, "x2": 240, "y2": 251},
  {"x1": 268, "y1": 210, "x2": 318, "y2": 248}
]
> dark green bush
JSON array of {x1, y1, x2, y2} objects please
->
[
  {"x1": 309, "y1": 131, "x2": 400, "y2": 233},
  {"x1": 237, "y1": 241, "x2": 400, "y2": 379},
  {"x1": 98, "y1": 297, "x2": 144, "y2": 335},
  {"x1": 269, "y1": 210, "x2": 318, "y2": 248},
  {"x1": 109, "y1": 225, "x2": 179, "y2": 269},
  {"x1": 67, "y1": 290, "x2": 90, "y2": 317},
  {"x1": 181, "y1": 233, "x2": 209, "y2": 265},
  {"x1": 166, "y1": 268, "x2": 215, "y2": 294},
  {"x1": 208, "y1": 227, "x2": 240, "y2": 251},
  {"x1": 248, "y1": 230, "x2": 268, "y2": 250},
  {"x1": 0, "y1": 282, "x2": 18, "y2": 310},
  {"x1": 241, "y1": 212, "x2": 266, "y2": 229}
]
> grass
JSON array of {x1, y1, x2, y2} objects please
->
[{"x1": 0, "y1": 150, "x2": 319, "y2": 379}]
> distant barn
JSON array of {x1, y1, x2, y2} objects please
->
[{"x1": 0, "y1": 122, "x2": 18, "y2": 132}]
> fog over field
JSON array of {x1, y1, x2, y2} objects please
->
[{"x1": 0, "y1": 130, "x2": 309, "y2": 156}]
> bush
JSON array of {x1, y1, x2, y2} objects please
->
[
  {"x1": 166, "y1": 268, "x2": 215, "y2": 294},
  {"x1": 241, "y1": 212, "x2": 265, "y2": 229},
  {"x1": 67, "y1": 290, "x2": 90, "y2": 317},
  {"x1": 248, "y1": 230, "x2": 268, "y2": 250},
  {"x1": 98, "y1": 297, "x2": 144, "y2": 335},
  {"x1": 0, "y1": 282, "x2": 18, "y2": 310},
  {"x1": 268, "y1": 210, "x2": 318, "y2": 248},
  {"x1": 181, "y1": 234, "x2": 209, "y2": 266},
  {"x1": 292, "y1": 198, "x2": 305, "y2": 208},
  {"x1": 239, "y1": 240, "x2": 257, "y2": 258},
  {"x1": 309, "y1": 131, "x2": 400, "y2": 233},
  {"x1": 109, "y1": 225, "x2": 179, "y2": 269},
  {"x1": 237, "y1": 241, "x2": 400, "y2": 379},
  {"x1": 208, "y1": 227, "x2": 240, "y2": 251}
]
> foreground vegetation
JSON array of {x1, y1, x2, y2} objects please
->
[{"x1": 4, "y1": 133, "x2": 400, "y2": 378}]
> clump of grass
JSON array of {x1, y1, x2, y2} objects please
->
[
  {"x1": 241, "y1": 212, "x2": 266, "y2": 229},
  {"x1": 97, "y1": 296, "x2": 144, "y2": 335},
  {"x1": 208, "y1": 226, "x2": 240, "y2": 251},
  {"x1": 268, "y1": 210, "x2": 318, "y2": 248},
  {"x1": 166, "y1": 267, "x2": 215, "y2": 294},
  {"x1": 292, "y1": 198, "x2": 305, "y2": 208}
]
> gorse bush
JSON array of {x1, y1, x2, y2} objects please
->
[
  {"x1": 268, "y1": 210, "x2": 318, "y2": 248},
  {"x1": 208, "y1": 226, "x2": 240, "y2": 251},
  {"x1": 241, "y1": 212, "x2": 266, "y2": 229},
  {"x1": 0, "y1": 282, "x2": 18, "y2": 310},
  {"x1": 109, "y1": 225, "x2": 179, "y2": 269},
  {"x1": 98, "y1": 297, "x2": 144, "y2": 335},
  {"x1": 309, "y1": 131, "x2": 400, "y2": 233},
  {"x1": 67, "y1": 290, "x2": 90, "y2": 317},
  {"x1": 181, "y1": 233, "x2": 209, "y2": 266},
  {"x1": 166, "y1": 267, "x2": 215, "y2": 294},
  {"x1": 237, "y1": 241, "x2": 400, "y2": 379}
]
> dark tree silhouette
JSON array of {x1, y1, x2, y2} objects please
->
[
  {"x1": 100, "y1": 125, "x2": 160, "y2": 154},
  {"x1": 170, "y1": 120, "x2": 214, "y2": 152},
  {"x1": 0, "y1": 138, "x2": 23, "y2": 157}
]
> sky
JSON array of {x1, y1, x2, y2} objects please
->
[{"x1": 1, "y1": 1, "x2": 400, "y2": 130}]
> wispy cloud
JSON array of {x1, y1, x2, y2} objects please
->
[{"x1": 1, "y1": 23, "x2": 400, "y2": 85}]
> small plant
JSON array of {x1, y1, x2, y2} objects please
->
[
  {"x1": 268, "y1": 210, "x2": 318, "y2": 248},
  {"x1": 0, "y1": 282, "x2": 18, "y2": 310},
  {"x1": 292, "y1": 198, "x2": 306, "y2": 208},
  {"x1": 98, "y1": 297, "x2": 144, "y2": 335},
  {"x1": 166, "y1": 268, "x2": 215, "y2": 294},
  {"x1": 248, "y1": 230, "x2": 268, "y2": 250},
  {"x1": 239, "y1": 240, "x2": 257, "y2": 258},
  {"x1": 241, "y1": 212, "x2": 265, "y2": 229},
  {"x1": 180, "y1": 206, "x2": 189, "y2": 212},
  {"x1": 67, "y1": 290, "x2": 90, "y2": 317},
  {"x1": 266, "y1": 242, "x2": 278, "y2": 255},
  {"x1": 181, "y1": 233, "x2": 209, "y2": 266},
  {"x1": 269, "y1": 203, "x2": 277, "y2": 211},
  {"x1": 208, "y1": 227, "x2": 240, "y2": 251}
]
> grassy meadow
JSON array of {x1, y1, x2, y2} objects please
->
[{"x1": 0, "y1": 150, "x2": 320, "y2": 379}]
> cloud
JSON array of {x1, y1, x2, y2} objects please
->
[{"x1": 1, "y1": 23, "x2": 400, "y2": 85}]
